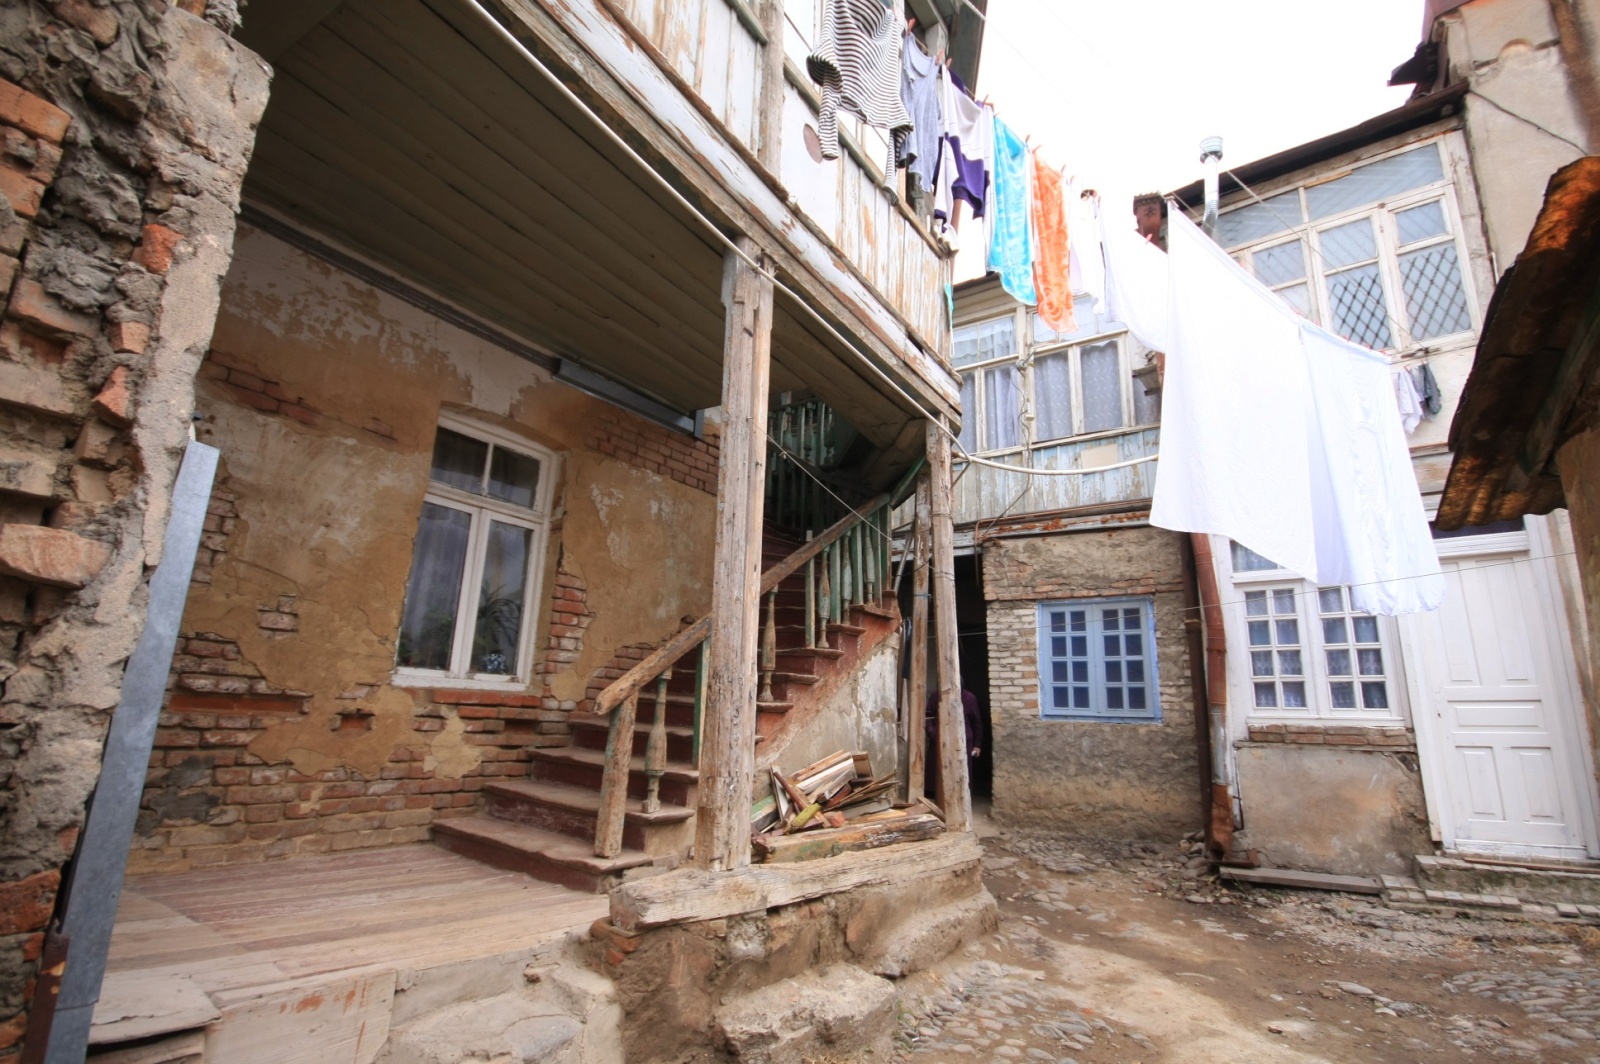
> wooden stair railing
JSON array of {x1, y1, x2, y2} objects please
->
[{"x1": 590, "y1": 493, "x2": 893, "y2": 858}]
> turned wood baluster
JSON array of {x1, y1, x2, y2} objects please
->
[
  {"x1": 804, "y1": 532, "x2": 816, "y2": 649},
  {"x1": 817, "y1": 543, "x2": 832, "y2": 650},
  {"x1": 644, "y1": 668, "x2": 670, "y2": 814},
  {"x1": 759, "y1": 587, "x2": 777, "y2": 703}
]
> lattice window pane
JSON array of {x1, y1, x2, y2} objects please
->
[
  {"x1": 1275, "y1": 283, "x2": 1312, "y2": 318},
  {"x1": 1034, "y1": 353, "x2": 1074, "y2": 442},
  {"x1": 1218, "y1": 189, "x2": 1304, "y2": 247},
  {"x1": 1395, "y1": 201, "x2": 1448, "y2": 246},
  {"x1": 1080, "y1": 341, "x2": 1125, "y2": 433},
  {"x1": 1254, "y1": 242, "x2": 1307, "y2": 286},
  {"x1": 957, "y1": 374, "x2": 977, "y2": 453},
  {"x1": 1400, "y1": 242, "x2": 1472, "y2": 341},
  {"x1": 1233, "y1": 542, "x2": 1283, "y2": 572},
  {"x1": 1320, "y1": 219, "x2": 1379, "y2": 268},
  {"x1": 1305, "y1": 143, "x2": 1444, "y2": 221},
  {"x1": 1327, "y1": 264, "x2": 1393, "y2": 349}
]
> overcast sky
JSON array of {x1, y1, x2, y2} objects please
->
[{"x1": 953, "y1": 0, "x2": 1424, "y2": 279}]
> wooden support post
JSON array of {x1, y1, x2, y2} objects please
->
[
  {"x1": 696, "y1": 236, "x2": 775, "y2": 871},
  {"x1": 906, "y1": 468, "x2": 931, "y2": 803},
  {"x1": 927, "y1": 422, "x2": 972, "y2": 832},
  {"x1": 596, "y1": 692, "x2": 639, "y2": 858},
  {"x1": 756, "y1": 0, "x2": 785, "y2": 169}
]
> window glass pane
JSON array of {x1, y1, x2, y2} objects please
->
[
  {"x1": 1218, "y1": 190, "x2": 1304, "y2": 247},
  {"x1": 1124, "y1": 633, "x2": 1142, "y2": 656},
  {"x1": 1232, "y1": 542, "x2": 1283, "y2": 572},
  {"x1": 1248, "y1": 621, "x2": 1270, "y2": 646},
  {"x1": 1126, "y1": 660, "x2": 1144, "y2": 683},
  {"x1": 1252, "y1": 651, "x2": 1275, "y2": 676},
  {"x1": 1103, "y1": 609, "x2": 1121, "y2": 630},
  {"x1": 1051, "y1": 636, "x2": 1066, "y2": 657},
  {"x1": 1327, "y1": 648, "x2": 1352, "y2": 676},
  {"x1": 1275, "y1": 619, "x2": 1299, "y2": 645},
  {"x1": 1327, "y1": 263, "x2": 1393, "y2": 350},
  {"x1": 1361, "y1": 682, "x2": 1389, "y2": 709},
  {"x1": 397, "y1": 503, "x2": 473, "y2": 671},
  {"x1": 1318, "y1": 587, "x2": 1344, "y2": 613},
  {"x1": 431, "y1": 428, "x2": 488, "y2": 494},
  {"x1": 1278, "y1": 650, "x2": 1303, "y2": 676},
  {"x1": 1319, "y1": 218, "x2": 1379, "y2": 268},
  {"x1": 1070, "y1": 611, "x2": 1087, "y2": 631},
  {"x1": 1253, "y1": 242, "x2": 1307, "y2": 286},
  {"x1": 1104, "y1": 633, "x2": 1120, "y2": 657},
  {"x1": 953, "y1": 317, "x2": 1016, "y2": 367},
  {"x1": 1330, "y1": 681, "x2": 1357, "y2": 709},
  {"x1": 1395, "y1": 200, "x2": 1448, "y2": 246},
  {"x1": 1358, "y1": 648, "x2": 1384, "y2": 675},
  {"x1": 488, "y1": 447, "x2": 541, "y2": 509},
  {"x1": 1034, "y1": 353, "x2": 1074, "y2": 441},
  {"x1": 1073, "y1": 686, "x2": 1090, "y2": 708},
  {"x1": 1128, "y1": 687, "x2": 1147, "y2": 710},
  {"x1": 1282, "y1": 682, "x2": 1307, "y2": 708},
  {"x1": 1272, "y1": 589, "x2": 1296, "y2": 614},
  {"x1": 1054, "y1": 685, "x2": 1071, "y2": 709},
  {"x1": 1305, "y1": 143, "x2": 1444, "y2": 221},
  {"x1": 1353, "y1": 616, "x2": 1381, "y2": 643},
  {"x1": 1124, "y1": 608, "x2": 1141, "y2": 626},
  {"x1": 1275, "y1": 283, "x2": 1312, "y2": 318},
  {"x1": 958, "y1": 374, "x2": 977, "y2": 453},
  {"x1": 1072, "y1": 660, "x2": 1088, "y2": 682},
  {"x1": 471, "y1": 521, "x2": 532, "y2": 675},
  {"x1": 1245, "y1": 590, "x2": 1269, "y2": 616},
  {"x1": 1052, "y1": 661, "x2": 1067, "y2": 683},
  {"x1": 1071, "y1": 635, "x2": 1087, "y2": 656},
  {"x1": 984, "y1": 364, "x2": 1022, "y2": 450},
  {"x1": 1255, "y1": 683, "x2": 1278, "y2": 708},
  {"x1": 1400, "y1": 242, "x2": 1472, "y2": 340},
  {"x1": 1080, "y1": 341, "x2": 1125, "y2": 433},
  {"x1": 1106, "y1": 687, "x2": 1124, "y2": 710},
  {"x1": 1050, "y1": 611, "x2": 1066, "y2": 631},
  {"x1": 1106, "y1": 661, "x2": 1123, "y2": 683},
  {"x1": 1324, "y1": 618, "x2": 1348, "y2": 644}
]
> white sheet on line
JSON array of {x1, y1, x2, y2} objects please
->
[{"x1": 1112, "y1": 210, "x2": 1442, "y2": 615}]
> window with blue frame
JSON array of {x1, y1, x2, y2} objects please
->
[{"x1": 1037, "y1": 598, "x2": 1161, "y2": 721}]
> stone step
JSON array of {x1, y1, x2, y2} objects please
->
[
  {"x1": 1413, "y1": 853, "x2": 1600, "y2": 906},
  {"x1": 567, "y1": 713, "x2": 696, "y2": 761},
  {"x1": 431, "y1": 817, "x2": 656, "y2": 893},
  {"x1": 529, "y1": 747, "x2": 697, "y2": 808},
  {"x1": 484, "y1": 778, "x2": 693, "y2": 856}
]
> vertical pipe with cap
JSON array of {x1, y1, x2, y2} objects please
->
[{"x1": 1199, "y1": 135, "x2": 1224, "y2": 236}]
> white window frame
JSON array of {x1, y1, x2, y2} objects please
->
[
  {"x1": 1036, "y1": 596, "x2": 1162, "y2": 723},
  {"x1": 1224, "y1": 137, "x2": 1482, "y2": 358},
  {"x1": 954, "y1": 314, "x2": 1027, "y2": 458},
  {"x1": 1220, "y1": 544, "x2": 1408, "y2": 725},
  {"x1": 392, "y1": 412, "x2": 557, "y2": 691},
  {"x1": 1030, "y1": 327, "x2": 1151, "y2": 444}
]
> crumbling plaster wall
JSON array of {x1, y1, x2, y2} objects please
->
[
  {"x1": 981, "y1": 526, "x2": 1200, "y2": 840},
  {"x1": 0, "y1": 2, "x2": 268, "y2": 1056},
  {"x1": 133, "y1": 223, "x2": 718, "y2": 870}
]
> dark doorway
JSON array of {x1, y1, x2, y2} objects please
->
[{"x1": 954, "y1": 552, "x2": 991, "y2": 799}]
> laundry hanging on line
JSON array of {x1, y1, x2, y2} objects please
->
[
  {"x1": 1030, "y1": 153, "x2": 1074, "y2": 334},
  {"x1": 986, "y1": 116, "x2": 1035, "y2": 304},
  {"x1": 1394, "y1": 365, "x2": 1424, "y2": 434},
  {"x1": 808, "y1": 0, "x2": 911, "y2": 186},
  {"x1": 898, "y1": 30, "x2": 942, "y2": 201},
  {"x1": 1108, "y1": 208, "x2": 1442, "y2": 616}
]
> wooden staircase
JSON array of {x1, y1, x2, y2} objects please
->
[{"x1": 433, "y1": 516, "x2": 901, "y2": 892}]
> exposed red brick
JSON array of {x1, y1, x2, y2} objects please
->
[
  {"x1": 109, "y1": 320, "x2": 150, "y2": 355},
  {"x1": 8, "y1": 277, "x2": 96, "y2": 336},
  {"x1": 0, "y1": 164, "x2": 44, "y2": 219},
  {"x1": 134, "y1": 223, "x2": 181, "y2": 274},
  {"x1": 0, "y1": 869, "x2": 59, "y2": 934},
  {"x1": 0, "y1": 524, "x2": 110, "y2": 588},
  {"x1": 52, "y1": 0, "x2": 120, "y2": 44},
  {"x1": 223, "y1": 383, "x2": 280, "y2": 414},
  {"x1": 280, "y1": 403, "x2": 319, "y2": 426},
  {"x1": 0, "y1": 79, "x2": 71, "y2": 142},
  {"x1": 92, "y1": 365, "x2": 133, "y2": 427}
]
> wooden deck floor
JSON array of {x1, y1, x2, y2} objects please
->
[{"x1": 97, "y1": 845, "x2": 607, "y2": 1042}]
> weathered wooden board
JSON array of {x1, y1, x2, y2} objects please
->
[
  {"x1": 205, "y1": 970, "x2": 395, "y2": 1064},
  {"x1": 612, "y1": 832, "x2": 983, "y2": 929},
  {"x1": 752, "y1": 813, "x2": 944, "y2": 863}
]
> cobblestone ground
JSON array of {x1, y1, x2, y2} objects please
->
[{"x1": 888, "y1": 828, "x2": 1600, "y2": 1063}]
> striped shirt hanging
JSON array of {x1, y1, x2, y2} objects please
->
[{"x1": 807, "y1": 0, "x2": 912, "y2": 187}]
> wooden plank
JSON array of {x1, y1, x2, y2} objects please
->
[
  {"x1": 695, "y1": 236, "x2": 775, "y2": 871},
  {"x1": 927, "y1": 423, "x2": 972, "y2": 832},
  {"x1": 696, "y1": 0, "x2": 733, "y2": 126},
  {"x1": 907, "y1": 465, "x2": 931, "y2": 802},
  {"x1": 203, "y1": 969, "x2": 395, "y2": 1064},
  {"x1": 1219, "y1": 866, "x2": 1382, "y2": 895},
  {"x1": 612, "y1": 831, "x2": 983, "y2": 929},
  {"x1": 752, "y1": 813, "x2": 944, "y2": 863},
  {"x1": 595, "y1": 692, "x2": 639, "y2": 857},
  {"x1": 742, "y1": 0, "x2": 773, "y2": 162}
]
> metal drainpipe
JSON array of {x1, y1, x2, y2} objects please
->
[
  {"x1": 1189, "y1": 532, "x2": 1235, "y2": 860},
  {"x1": 1199, "y1": 136, "x2": 1224, "y2": 236}
]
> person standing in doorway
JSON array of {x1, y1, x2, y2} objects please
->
[{"x1": 924, "y1": 687, "x2": 983, "y2": 801}]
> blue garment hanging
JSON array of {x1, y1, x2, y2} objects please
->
[{"x1": 987, "y1": 117, "x2": 1036, "y2": 304}]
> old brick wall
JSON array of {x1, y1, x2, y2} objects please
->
[
  {"x1": 981, "y1": 525, "x2": 1202, "y2": 840},
  {"x1": 0, "y1": 3, "x2": 268, "y2": 1055},
  {"x1": 128, "y1": 223, "x2": 721, "y2": 873}
]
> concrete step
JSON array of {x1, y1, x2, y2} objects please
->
[
  {"x1": 1414, "y1": 853, "x2": 1600, "y2": 906},
  {"x1": 431, "y1": 817, "x2": 656, "y2": 893},
  {"x1": 484, "y1": 779, "x2": 693, "y2": 857}
]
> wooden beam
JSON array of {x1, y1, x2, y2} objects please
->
[
  {"x1": 927, "y1": 423, "x2": 971, "y2": 832},
  {"x1": 611, "y1": 832, "x2": 983, "y2": 930},
  {"x1": 755, "y1": 0, "x2": 784, "y2": 169},
  {"x1": 695, "y1": 236, "x2": 775, "y2": 871},
  {"x1": 906, "y1": 467, "x2": 931, "y2": 803},
  {"x1": 753, "y1": 812, "x2": 944, "y2": 863}
]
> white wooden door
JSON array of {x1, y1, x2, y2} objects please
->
[{"x1": 1404, "y1": 528, "x2": 1598, "y2": 859}]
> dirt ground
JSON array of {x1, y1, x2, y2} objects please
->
[{"x1": 890, "y1": 823, "x2": 1600, "y2": 1063}]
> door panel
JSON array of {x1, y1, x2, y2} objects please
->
[{"x1": 1411, "y1": 551, "x2": 1591, "y2": 857}]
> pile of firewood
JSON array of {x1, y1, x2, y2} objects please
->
[{"x1": 749, "y1": 750, "x2": 945, "y2": 863}]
